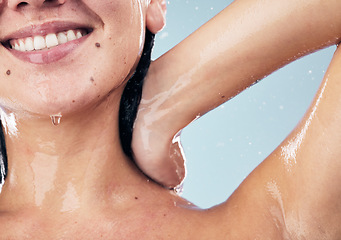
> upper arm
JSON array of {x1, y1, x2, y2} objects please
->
[
  {"x1": 214, "y1": 45, "x2": 341, "y2": 239},
  {"x1": 148, "y1": 0, "x2": 341, "y2": 132}
]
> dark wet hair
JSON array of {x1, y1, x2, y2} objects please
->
[
  {"x1": 0, "y1": 121, "x2": 7, "y2": 186},
  {"x1": 119, "y1": 29, "x2": 155, "y2": 159},
  {"x1": 0, "y1": 29, "x2": 155, "y2": 184}
]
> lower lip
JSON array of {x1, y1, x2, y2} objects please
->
[{"x1": 7, "y1": 34, "x2": 90, "y2": 64}]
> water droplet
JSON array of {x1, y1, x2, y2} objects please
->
[
  {"x1": 50, "y1": 114, "x2": 62, "y2": 126},
  {"x1": 173, "y1": 184, "x2": 183, "y2": 195}
]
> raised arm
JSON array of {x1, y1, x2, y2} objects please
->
[
  {"x1": 132, "y1": 0, "x2": 341, "y2": 187},
  {"x1": 210, "y1": 45, "x2": 341, "y2": 239}
]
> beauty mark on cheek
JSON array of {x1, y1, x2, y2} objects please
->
[
  {"x1": 90, "y1": 77, "x2": 96, "y2": 86},
  {"x1": 6, "y1": 70, "x2": 11, "y2": 75},
  {"x1": 95, "y1": 42, "x2": 101, "y2": 48}
]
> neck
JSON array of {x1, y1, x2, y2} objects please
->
[{"x1": 0, "y1": 91, "x2": 147, "y2": 213}]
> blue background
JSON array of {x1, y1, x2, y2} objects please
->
[{"x1": 152, "y1": 0, "x2": 336, "y2": 208}]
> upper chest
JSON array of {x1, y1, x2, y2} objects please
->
[{"x1": 0, "y1": 205, "x2": 221, "y2": 240}]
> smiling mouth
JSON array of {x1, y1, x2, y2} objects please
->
[
  {"x1": 3, "y1": 28, "x2": 92, "y2": 52},
  {"x1": 1, "y1": 23, "x2": 94, "y2": 64}
]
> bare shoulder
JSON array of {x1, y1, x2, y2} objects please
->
[
  {"x1": 100, "y1": 189, "x2": 226, "y2": 239},
  {"x1": 126, "y1": 187, "x2": 280, "y2": 239}
]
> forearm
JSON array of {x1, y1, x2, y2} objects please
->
[
  {"x1": 132, "y1": 0, "x2": 341, "y2": 187},
  {"x1": 145, "y1": 0, "x2": 341, "y2": 133}
]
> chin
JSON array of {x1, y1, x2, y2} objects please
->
[{"x1": 0, "y1": 40, "x2": 141, "y2": 120}]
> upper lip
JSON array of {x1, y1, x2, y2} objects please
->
[{"x1": 1, "y1": 21, "x2": 93, "y2": 43}]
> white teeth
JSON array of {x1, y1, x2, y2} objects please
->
[
  {"x1": 9, "y1": 29, "x2": 87, "y2": 52},
  {"x1": 19, "y1": 39, "x2": 25, "y2": 51},
  {"x1": 25, "y1": 37, "x2": 34, "y2": 51},
  {"x1": 57, "y1": 32, "x2": 68, "y2": 44},
  {"x1": 34, "y1": 35, "x2": 46, "y2": 50},
  {"x1": 76, "y1": 31, "x2": 82, "y2": 39},
  {"x1": 14, "y1": 42, "x2": 20, "y2": 51},
  {"x1": 67, "y1": 30, "x2": 77, "y2": 41},
  {"x1": 45, "y1": 33, "x2": 59, "y2": 48}
]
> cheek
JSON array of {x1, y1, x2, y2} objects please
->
[
  {"x1": 93, "y1": 0, "x2": 146, "y2": 85},
  {"x1": 84, "y1": 0, "x2": 145, "y2": 27},
  {"x1": 93, "y1": 0, "x2": 146, "y2": 53}
]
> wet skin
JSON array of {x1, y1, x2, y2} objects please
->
[
  {"x1": 0, "y1": 0, "x2": 341, "y2": 239},
  {"x1": 1, "y1": 48, "x2": 341, "y2": 239}
]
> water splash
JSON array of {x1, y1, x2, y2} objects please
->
[
  {"x1": 171, "y1": 130, "x2": 187, "y2": 187},
  {"x1": 173, "y1": 182, "x2": 184, "y2": 195},
  {"x1": 266, "y1": 180, "x2": 291, "y2": 238},
  {"x1": 0, "y1": 108, "x2": 18, "y2": 137},
  {"x1": 50, "y1": 114, "x2": 62, "y2": 126},
  {"x1": 281, "y1": 76, "x2": 328, "y2": 172},
  {"x1": 61, "y1": 182, "x2": 80, "y2": 213}
]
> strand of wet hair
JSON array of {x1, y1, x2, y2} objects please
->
[
  {"x1": 119, "y1": 29, "x2": 155, "y2": 159},
  {"x1": 0, "y1": 120, "x2": 8, "y2": 186}
]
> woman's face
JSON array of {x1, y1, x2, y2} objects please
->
[{"x1": 0, "y1": 0, "x2": 147, "y2": 117}]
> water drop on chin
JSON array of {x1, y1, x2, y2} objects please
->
[{"x1": 50, "y1": 114, "x2": 62, "y2": 126}]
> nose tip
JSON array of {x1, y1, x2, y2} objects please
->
[{"x1": 8, "y1": 0, "x2": 65, "y2": 10}]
